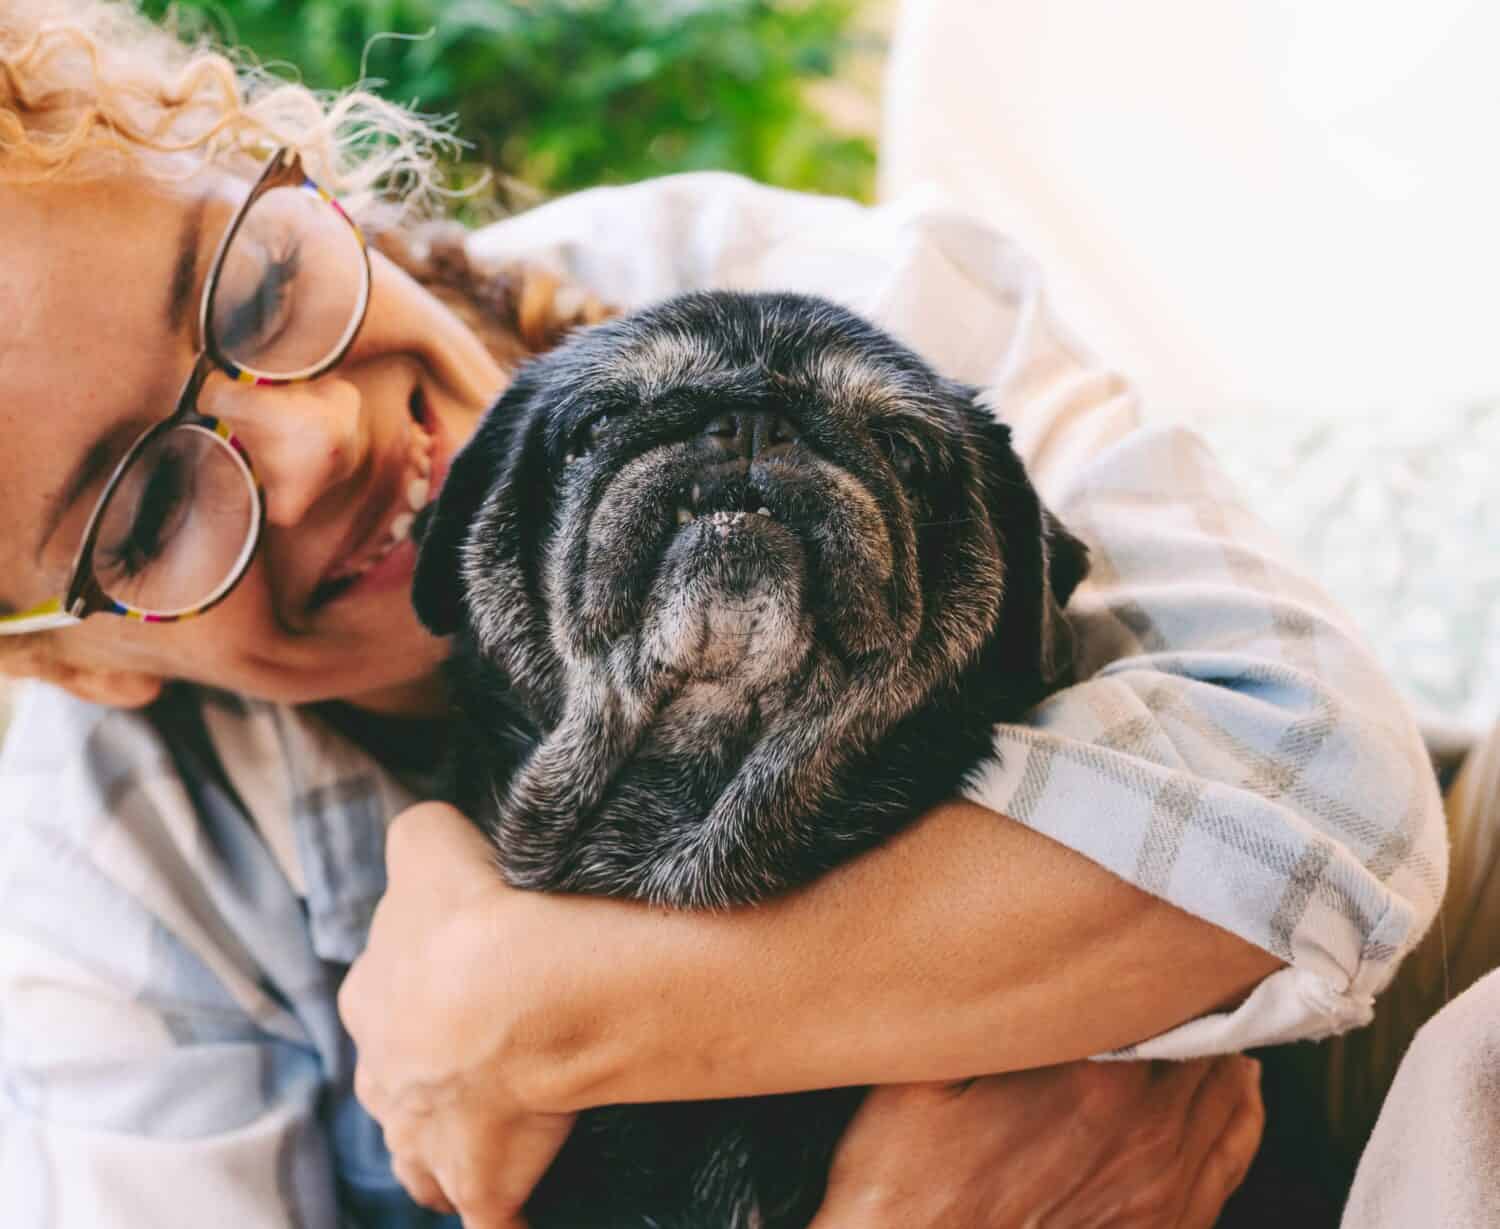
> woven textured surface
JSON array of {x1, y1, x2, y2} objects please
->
[{"x1": 1199, "y1": 402, "x2": 1499, "y2": 732}]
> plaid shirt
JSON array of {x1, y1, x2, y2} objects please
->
[{"x1": 0, "y1": 175, "x2": 1445, "y2": 1227}]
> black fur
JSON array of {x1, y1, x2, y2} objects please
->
[{"x1": 413, "y1": 291, "x2": 1089, "y2": 1229}]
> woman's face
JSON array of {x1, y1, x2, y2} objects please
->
[{"x1": 0, "y1": 168, "x2": 507, "y2": 713}]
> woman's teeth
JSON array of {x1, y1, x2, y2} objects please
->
[{"x1": 338, "y1": 429, "x2": 438, "y2": 581}]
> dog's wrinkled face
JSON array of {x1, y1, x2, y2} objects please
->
[{"x1": 415, "y1": 292, "x2": 1087, "y2": 907}]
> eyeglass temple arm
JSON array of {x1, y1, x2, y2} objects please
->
[{"x1": 0, "y1": 598, "x2": 83, "y2": 635}]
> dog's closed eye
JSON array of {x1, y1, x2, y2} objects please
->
[
  {"x1": 872, "y1": 428, "x2": 925, "y2": 484},
  {"x1": 564, "y1": 412, "x2": 613, "y2": 465}
]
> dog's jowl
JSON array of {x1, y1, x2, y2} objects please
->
[{"x1": 412, "y1": 291, "x2": 1090, "y2": 1229}]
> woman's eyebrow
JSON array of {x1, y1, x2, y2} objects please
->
[{"x1": 166, "y1": 193, "x2": 208, "y2": 333}]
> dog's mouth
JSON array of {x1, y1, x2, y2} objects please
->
[
  {"x1": 657, "y1": 464, "x2": 825, "y2": 574},
  {"x1": 677, "y1": 506, "x2": 778, "y2": 540},
  {"x1": 671, "y1": 476, "x2": 778, "y2": 528},
  {"x1": 666, "y1": 481, "x2": 792, "y2": 567}
]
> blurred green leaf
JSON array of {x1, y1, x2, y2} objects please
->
[{"x1": 144, "y1": 0, "x2": 877, "y2": 204}]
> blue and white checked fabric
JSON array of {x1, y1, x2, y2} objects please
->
[
  {"x1": 0, "y1": 684, "x2": 448, "y2": 1229},
  {"x1": 0, "y1": 175, "x2": 1445, "y2": 1226}
]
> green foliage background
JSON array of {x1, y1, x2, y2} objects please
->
[{"x1": 143, "y1": 0, "x2": 878, "y2": 203}]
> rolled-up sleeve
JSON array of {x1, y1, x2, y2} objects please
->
[
  {"x1": 892, "y1": 197, "x2": 1447, "y2": 1056},
  {"x1": 967, "y1": 416, "x2": 1446, "y2": 1056},
  {"x1": 928, "y1": 208, "x2": 1447, "y2": 1057},
  {"x1": 469, "y1": 173, "x2": 1447, "y2": 1054}
]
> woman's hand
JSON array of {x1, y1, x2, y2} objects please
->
[
  {"x1": 339, "y1": 802, "x2": 579, "y2": 1228},
  {"x1": 811, "y1": 1058, "x2": 1264, "y2": 1229}
]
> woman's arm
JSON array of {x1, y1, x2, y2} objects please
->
[
  {"x1": 348, "y1": 174, "x2": 1445, "y2": 1223},
  {"x1": 501, "y1": 798, "x2": 1277, "y2": 1111},
  {"x1": 345, "y1": 799, "x2": 1276, "y2": 1118},
  {"x1": 463, "y1": 180, "x2": 1446, "y2": 1062}
]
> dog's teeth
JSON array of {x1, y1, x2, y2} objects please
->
[
  {"x1": 756, "y1": 506, "x2": 771, "y2": 517},
  {"x1": 676, "y1": 506, "x2": 695, "y2": 526},
  {"x1": 406, "y1": 477, "x2": 430, "y2": 512},
  {"x1": 389, "y1": 512, "x2": 415, "y2": 543}
]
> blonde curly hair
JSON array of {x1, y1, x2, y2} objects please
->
[
  {"x1": 0, "y1": 0, "x2": 613, "y2": 678},
  {"x1": 0, "y1": 0, "x2": 456, "y2": 228}
]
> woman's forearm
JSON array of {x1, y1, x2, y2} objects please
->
[
  {"x1": 342, "y1": 800, "x2": 1274, "y2": 1225},
  {"x1": 521, "y1": 798, "x2": 1281, "y2": 1113}
]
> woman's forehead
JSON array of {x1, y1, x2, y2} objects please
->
[
  {"x1": 5, "y1": 173, "x2": 234, "y2": 331},
  {"x1": 1, "y1": 175, "x2": 216, "y2": 424},
  {"x1": 0, "y1": 174, "x2": 230, "y2": 606}
]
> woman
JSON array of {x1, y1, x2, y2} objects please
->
[{"x1": 0, "y1": 2, "x2": 1443, "y2": 1226}]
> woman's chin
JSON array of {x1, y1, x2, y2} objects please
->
[
  {"x1": 280, "y1": 597, "x2": 450, "y2": 713},
  {"x1": 338, "y1": 672, "x2": 451, "y2": 717}
]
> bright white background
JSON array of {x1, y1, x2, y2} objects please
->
[{"x1": 880, "y1": 0, "x2": 1500, "y2": 425}]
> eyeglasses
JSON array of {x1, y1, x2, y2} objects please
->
[{"x1": 1, "y1": 147, "x2": 371, "y2": 636}]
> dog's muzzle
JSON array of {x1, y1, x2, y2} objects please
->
[
  {"x1": 646, "y1": 411, "x2": 816, "y2": 685},
  {"x1": 562, "y1": 398, "x2": 905, "y2": 696}
]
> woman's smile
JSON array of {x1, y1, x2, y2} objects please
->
[{"x1": 309, "y1": 383, "x2": 445, "y2": 612}]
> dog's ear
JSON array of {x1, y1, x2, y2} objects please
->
[
  {"x1": 412, "y1": 371, "x2": 535, "y2": 637},
  {"x1": 1042, "y1": 508, "x2": 1090, "y2": 609},
  {"x1": 956, "y1": 390, "x2": 1091, "y2": 691},
  {"x1": 1037, "y1": 506, "x2": 1090, "y2": 685}
]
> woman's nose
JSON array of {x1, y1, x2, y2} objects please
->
[{"x1": 201, "y1": 373, "x2": 368, "y2": 527}]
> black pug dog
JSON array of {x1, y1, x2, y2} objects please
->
[{"x1": 411, "y1": 290, "x2": 1090, "y2": 1229}]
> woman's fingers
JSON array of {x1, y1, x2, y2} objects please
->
[
  {"x1": 388, "y1": 1150, "x2": 456, "y2": 1215},
  {"x1": 1108, "y1": 1056, "x2": 1263, "y2": 1229},
  {"x1": 374, "y1": 1088, "x2": 573, "y2": 1226},
  {"x1": 379, "y1": 1093, "x2": 564, "y2": 1228},
  {"x1": 417, "y1": 1090, "x2": 575, "y2": 1229},
  {"x1": 1140, "y1": 1056, "x2": 1219, "y2": 1119},
  {"x1": 808, "y1": 1060, "x2": 1263, "y2": 1229},
  {"x1": 1175, "y1": 1056, "x2": 1262, "y2": 1174},
  {"x1": 1174, "y1": 1058, "x2": 1265, "y2": 1229}
]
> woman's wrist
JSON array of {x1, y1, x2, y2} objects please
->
[
  {"x1": 438, "y1": 882, "x2": 618, "y2": 1114},
  {"x1": 455, "y1": 876, "x2": 809, "y2": 1115}
]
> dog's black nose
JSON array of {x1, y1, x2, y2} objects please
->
[{"x1": 702, "y1": 411, "x2": 800, "y2": 461}]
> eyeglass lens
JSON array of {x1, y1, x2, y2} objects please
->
[
  {"x1": 90, "y1": 182, "x2": 364, "y2": 617},
  {"x1": 209, "y1": 183, "x2": 367, "y2": 379},
  {"x1": 94, "y1": 425, "x2": 257, "y2": 617}
]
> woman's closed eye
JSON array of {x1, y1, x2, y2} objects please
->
[
  {"x1": 215, "y1": 244, "x2": 302, "y2": 358},
  {"x1": 100, "y1": 447, "x2": 195, "y2": 579}
]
